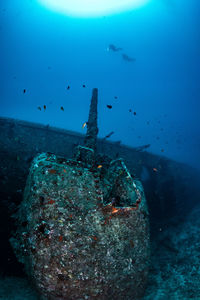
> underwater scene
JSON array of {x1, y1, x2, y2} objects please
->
[{"x1": 0, "y1": 0, "x2": 200, "y2": 299}]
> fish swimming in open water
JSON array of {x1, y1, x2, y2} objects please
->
[
  {"x1": 107, "y1": 44, "x2": 122, "y2": 52},
  {"x1": 122, "y1": 54, "x2": 136, "y2": 62}
]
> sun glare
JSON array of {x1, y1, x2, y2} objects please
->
[{"x1": 38, "y1": 0, "x2": 149, "y2": 17}]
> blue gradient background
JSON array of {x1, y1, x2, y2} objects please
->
[{"x1": 0, "y1": 0, "x2": 199, "y2": 169}]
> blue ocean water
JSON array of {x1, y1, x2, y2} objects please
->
[{"x1": 0, "y1": 0, "x2": 199, "y2": 170}]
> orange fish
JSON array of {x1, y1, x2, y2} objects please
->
[
  {"x1": 111, "y1": 207, "x2": 119, "y2": 214},
  {"x1": 153, "y1": 168, "x2": 158, "y2": 172},
  {"x1": 97, "y1": 165, "x2": 102, "y2": 169}
]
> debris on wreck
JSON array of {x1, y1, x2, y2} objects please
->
[
  {"x1": 102, "y1": 131, "x2": 114, "y2": 140},
  {"x1": 134, "y1": 144, "x2": 151, "y2": 152}
]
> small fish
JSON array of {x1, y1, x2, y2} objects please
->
[
  {"x1": 129, "y1": 109, "x2": 132, "y2": 112},
  {"x1": 122, "y1": 54, "x2": 136, "y2": 62},
  {"x1": 82, "y1": 122, "x2": 87, "y2": 129},
  {"x1": 161, "y1": 149, "x2": 164, "y2": 152},
  {"x1": 23, "y1": 89, "x2": 26, "y2": 94},
  {"x1": 133, "y1": 111, "x2": 136, "y2": 115},
  {"x1": 60, "y1": 106, "x2": 64, "y2": 111},
  {"x1": 44, "y1": 105, "x2": 46, "y2": 111},
  {"x1": 107, "y1": 105, "x2": 112, "y2": 109},
  {"x1": 82, "y1": 84, "x2": 86, "y2": 88},
  {"x1": 111, "y1": 207, "x2": 119, "y2": 214},
  {"x1": 114, "y1": 96, "x2": 118, "y2": 99},
  {"x1": 107, "y1": 44, "x2": 122, "y2": 52},
  {"x1": 97, "y1": 165, "x2": 102, "y2": 169},
  {"x1": 67, "y1": 85, "x2": 70, "y2": 90},
  {"x1": 153, "y1": 168, "x2": 158, "y2": 172},
  {"x1": 37, "y1": 106, "x2": 41, "y2": 111}
]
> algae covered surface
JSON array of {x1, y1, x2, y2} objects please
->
[{"x1": 10, "y1": 151, "x2": 150, "y2": 299}]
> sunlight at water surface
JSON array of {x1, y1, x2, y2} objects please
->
[{"x1": 38, "y1": 0, "x2": 150, "y2": 17}]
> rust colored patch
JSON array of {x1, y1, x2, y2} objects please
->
[
  {"x1": 58, "y1": 235, "x2": 63, "y2": 242},
  {"x1": 90, "y1": 235, "x2": 98, "y2": 241},
  {"x1": 101, "y1": 204, "x2": 113, "y2": 215},
  {"x1": 48, "y1": 169, "x2": 57, "y2": 174},
  {"x1": 48, "y1": 199, "x2": 56, "y2": 205}
]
